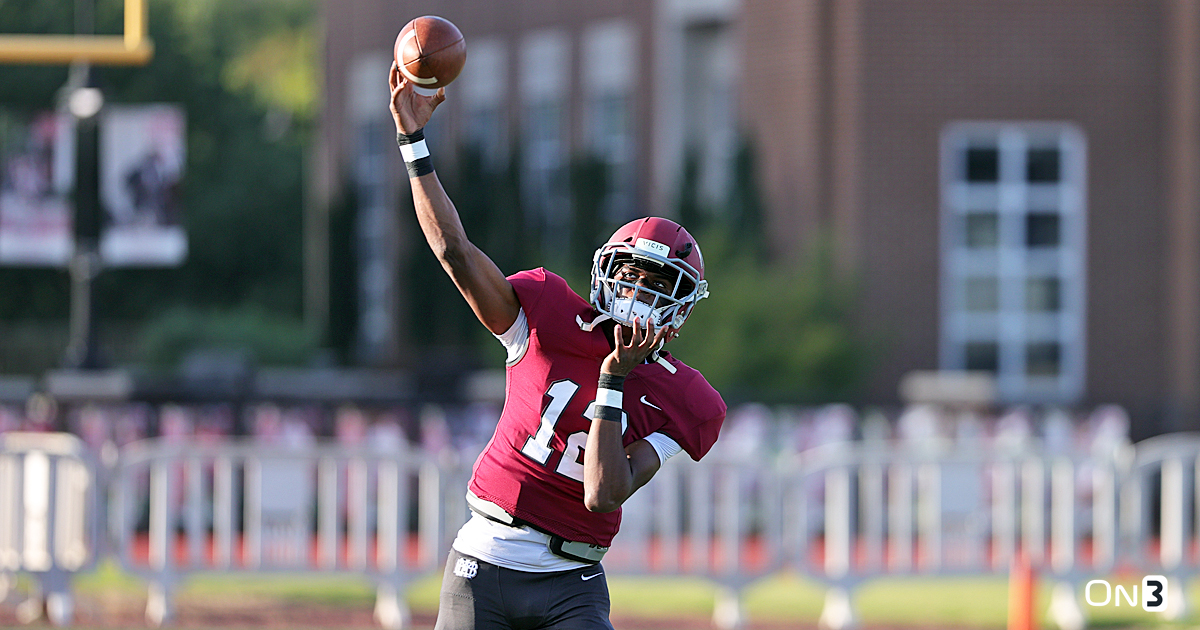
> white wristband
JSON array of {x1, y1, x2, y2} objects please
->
[
  {"x1": 399, "y1": 139, "x2": 430, "y2": 163},
  {"x1": 595, "y1": 387, "x2": 623, "y2": 409}
]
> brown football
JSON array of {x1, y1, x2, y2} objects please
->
[{"x1": 394, "y1": 16, "x2": 467, "y2": 90}]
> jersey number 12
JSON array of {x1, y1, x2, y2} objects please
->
[{"x1": 521, "y1": 379, "x2": 627, "y2": 483}]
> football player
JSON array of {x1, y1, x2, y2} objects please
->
[{"x1": 390, "y1": 64, "x2": 727, "y2": 630}]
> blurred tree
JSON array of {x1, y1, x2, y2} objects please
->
[
  {"x1": 395, "y1": 145, "x2": 609, "y2": 362},
  {"x1": 138, "y1": 305, "x2": 314, "y2": 368},
  {"x1": 677, "y1": 144, "x2": 705, "y2": 235},
  {"x1": 326, "y1": 182, "x2": 358, "y2": 364},
  {"x1": 568, "y1": 152, "x2": 607, "y2": 284},
  {"x1": 725, "y1": 134, "x2": 766, "y2": 259},
  {"x1": 399, "y1": 143, "x2": 526, "y2": 362},
  {"x1": 668, "y1": 232, "x2": 865, "y2": 403},
  {"x1": 0, "y1": 0, "x2": 318, "y2": 369},
  {"x1": 667, "y1": 131, "x2": 865, "y2": 402}
]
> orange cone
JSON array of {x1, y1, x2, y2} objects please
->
[{"x1": 1007, "y1": 552, "x2": 1038, "y2": 630}]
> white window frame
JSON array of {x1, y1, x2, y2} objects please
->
[{"x1": 939, "y1": 122, "x2": 1087, "y2": 404}]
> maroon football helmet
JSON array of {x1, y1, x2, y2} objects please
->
[{"x1": 589, "y1": 217, "x2": 709, "y2": 334}]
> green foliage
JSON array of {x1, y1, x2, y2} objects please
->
[
  {"x1": 164, "y1": 0, "x2": 317, "y2": 121},
  {"x1": 443, "y1": 145, "x2": 527, "y2": 277},
  {"x1": 326, "y1": 183, "x2": 359, "y2": 363},
  {"x1": 221, "y1": 20, "x2": 319, "y2": 120},
  {"x1": 667, "y1": 131, "x2": 864, "y2": 402},
  {"x1": 726, "y1": 134, "x2": 767, "y2": 252},
  {"x1": 668, "y1": 231, "x2": 865, "y2": 402},
  {"x1": 399, "y1": 144, "x2": 527, "y2": 357},
  {"x1": 0, "y1": 0, "x2": 316, "y2": 367},
  {"x1": 137, "y1": 305, "x2": 314, "y2": 369},
  {"x1": 677, "y1": 144, "x2": 704, "y2": 234},
  {"x1": 568, "y1": 152, "x2": 607, "y2": 269}
]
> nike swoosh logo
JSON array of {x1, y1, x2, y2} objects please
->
[
  {"x1": 640, "y1": 395, "x2": 662, "y2": 411},
  {"x1": 582, "y1": 572, "x2": 603, "y2": 581}
]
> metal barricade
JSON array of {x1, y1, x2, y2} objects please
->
[
  {"x1": 0, "y1": 432, "x2": 97, "y2": 626},
  {"x1": 771, "y1": 439, "x2": 1126, "y2": 630},
  {"x1": 1116, "y1": 432, "x2": 1200, "y2": 620},
  {"x1": 619, "y1": 439, "x2": 1124, "y2": 630},
  {"x1": 109, "y1": 438, "x2": 453, "y2": 628}
]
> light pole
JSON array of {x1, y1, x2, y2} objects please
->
[{"x1": 62, "y1": 64, "x2": 103, "y2": 370}]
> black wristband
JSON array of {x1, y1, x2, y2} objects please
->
[
  {"x1": 396, "y1": 128, "x2": 425, "y2": 146},
  {"x1": 406, "y1": 157, "x2": 434, "y2": 177},
  {"x1": 593, "y1": 405, "x2": 623, "y2": 423},
  {"x1": 597, "y1": 373, "x2": 625, "y2": 391},
  {"x1": 397, "y1": 128, "x2": 434, "y2": 178}
]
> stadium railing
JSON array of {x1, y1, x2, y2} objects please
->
[{"x1": 5, "y1": 428, "x2": 1200, "y2": 629}]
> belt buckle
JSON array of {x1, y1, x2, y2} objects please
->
[{"x1": 548, "y1": 535, "x2": 608, "y2": 564}]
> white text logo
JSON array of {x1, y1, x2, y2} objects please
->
[
  {"x1": 454, "y1": 557, "x2": 478, "y2": 579},
  {"x1": 634, "y1": 238, "x2": 670, "y2": 257},
  {"x1": 1084, "y1": 576, "x2": 1166, "y2": 612}
]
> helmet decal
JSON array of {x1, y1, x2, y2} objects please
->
[{"x1": 634, "y1": 238, "x2": 670, "y2": 257}]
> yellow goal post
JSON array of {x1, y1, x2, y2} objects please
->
[{"x1": 0, "y1": 0, "x2": 153, "y2": 65}]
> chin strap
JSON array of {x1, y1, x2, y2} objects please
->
[
  {"x1": 577, "y1": 313, "x2": 612, "y2": 332},
  {"x1": 655, "y1": 354, "x2": 677, "y2": 374}
]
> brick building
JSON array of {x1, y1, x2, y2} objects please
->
[{"x1": 317, "y1": 0, "x2": 1200, "y2": 436}]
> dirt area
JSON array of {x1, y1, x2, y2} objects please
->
[{"x1": 0, "y1": 594, "x2": 819, "y2": 630}]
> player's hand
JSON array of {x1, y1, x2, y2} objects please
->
[
  {"x1": 601, "y1": 318, "x2": 669, "y2": 377},
  {"x1": 390, "y1": 61, "x2": 445, "y2": 134}
]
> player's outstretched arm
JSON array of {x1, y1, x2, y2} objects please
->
[
  {"x1": 583, "y1": 319, "x2": 670, "y2": 512},
  {"x1": 390, "y1": 63, "x2": 519, "y2": 335}
]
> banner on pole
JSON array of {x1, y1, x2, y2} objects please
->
[
  {"x1": 0, "y1": 110, "x2": 73, "y2": 265},
  {"x1": 99, "y1": 103, "x2": 186, "y2": 266},
  {"x1": 0, "y1": 104, "x2": 187, "y2": 267}
]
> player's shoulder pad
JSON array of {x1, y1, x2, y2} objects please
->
[
  {"x1": 658, "y1": 360, "x2": 727, "y2": 461},
  {"x1": 507, "y1": 268, "x2": 592, "y2": 334},
  {"x1": 507, "y1": 268, "x2": 548, "y2": 312}
]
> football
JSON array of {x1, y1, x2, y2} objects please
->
[{"x1": 394, "y1": 16, "x2": 467, "y2": 91}]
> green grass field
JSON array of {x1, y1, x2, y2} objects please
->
[{"x1": 12, "y1": 562, "x2": 1190, "y2": 629}]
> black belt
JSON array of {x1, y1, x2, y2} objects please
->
[{"x1": 465, "y1": 490, "x2": 609, "y2": 564}]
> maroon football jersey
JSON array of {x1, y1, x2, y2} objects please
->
[{"x1": 467, "y1": 268, "x2": 726, "y2": 547}]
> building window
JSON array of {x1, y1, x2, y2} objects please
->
[
  {"x1": 348, "y1": 54, "x2": 399, "y2": 366},
  {"x1": 587, "y1": 92, "x2": 633, "y2": 220},
  {"x1": 682, "y1": 20, "x2": 736, "y2": 206},
  {"x1": 460, "y1": 39, "x2": 509, "y2": 171},
  {"x1": 523, "y1": 100, "x2": 568, "y2": 243},
  {"x1": 940, "y1": 123, "x2": 1087, "y2": 403},
  {"x1": 583, "y1": 20, "x2": 636, "y2": 221},
  {"x1": 520, "y1": 31, "x2": 570, "y2": 252},
  {"x1": 964, "y1": 213, "x2": 999, "y2": 248}
]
